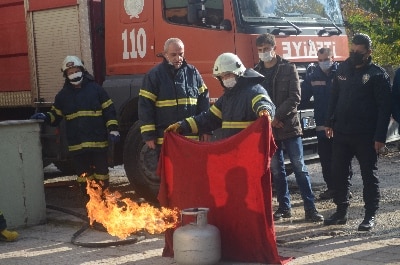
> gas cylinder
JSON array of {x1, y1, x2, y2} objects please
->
[{"x1": 173, "y1": 208, "x2": 221, "y2": 265}]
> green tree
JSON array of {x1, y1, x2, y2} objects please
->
[{"x1": 342, "y1": 0, "x2": 400, "y2": 67}]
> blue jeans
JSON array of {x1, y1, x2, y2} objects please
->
[{"x1": 271, "y1": 136, "x2": 316, "y2": 211}]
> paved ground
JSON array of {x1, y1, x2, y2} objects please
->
[{"x1": 1, "y1": 144, "x2": 400, "y2": 265}]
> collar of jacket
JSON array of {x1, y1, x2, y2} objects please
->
[
  {"x1": 275, "y1": 54, "x2": 290, "y2": 65},
  {"x1": 162, "y1": 58, "x2": 188, "y2": 73},
  {"x1": 314, "y1": 61, "x2": 338, "y2": 78},
  {"x1": 224, "y1": 76, "x2": 246, "y2": 94},
  {"x1": 64, "y1": 72, "x2": 94, "y2": 89}
]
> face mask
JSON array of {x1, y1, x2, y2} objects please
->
[
  {"x1": 222, "y1": 77, "x2": 237, "y2": 88},
  {"x1": 68, "y1": 71, "x2": 83, "y2": 85},
  {"x1": 318, "y1": 61, "x2": 333, "y2": 71},
  {"x1": 349, "y1": 52, "x2": 365, "y2": 66},
  {"x1": 259, "y1": 51, "x2": 274, "y2": 62}
]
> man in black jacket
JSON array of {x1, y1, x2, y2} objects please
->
[{"x1": 323, "y1": 33, "x2": 391, "y2": 231}]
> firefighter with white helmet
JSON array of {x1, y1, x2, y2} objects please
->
[
  {"x1": 60, "y1": 55, "x2": 86, "y2": 85},
  {"x1": 62, "y1": 55, "x2": 84, "y2": 70},
  {"x1": 166, "y1": 52, "x2": 275, "y2": 139},
  {"x1": 213, "y1": 52, "x2": 246, "y2": 78},
  {"x1": 30, "y1": 55, "x2": 120, "y2": 200}
]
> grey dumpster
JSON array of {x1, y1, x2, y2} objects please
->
[{"x1": 0, "y1": 120, "x2": 46, "y2": 228}]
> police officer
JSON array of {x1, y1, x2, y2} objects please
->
[
  {"x1": 323, "y1": 33, "x2": 391, "y2": 231},
  {"x1": 300, "y1": 48, "x2": 353, "y2": 200}
]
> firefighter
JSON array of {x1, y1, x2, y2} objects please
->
[
  {"x1": 0, "y1": 210, "x2": 19, "y2": 241},
  {"x1": 165, "y1": 52, "x2": 275, "y2": 140},
  {"x1": 30, "y1": 56, "x2": 120, "y2": 196},
  {"x1": 138, "y1": 37, "x2": 211, "y2": 151}
]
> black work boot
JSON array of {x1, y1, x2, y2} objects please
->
[
  {"x1": 319, "y1": 189, "x2": 335, "y2": 200},
  {"x1": 273, "y1": 208, "x2": 292, "y2": 221},
  {"x1": 323, "y1": 211, "x2": 348, "y2": 225},
  {"x1": 358, "y1": 215, "x2": 375, "y2": 231},
  {"x1": 305, "y1": 208, "x2": 324, "y2": 222}
]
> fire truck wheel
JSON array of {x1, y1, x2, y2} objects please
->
[{"x1": 123, "y1": 121, "x2": 160, "y2": 203}]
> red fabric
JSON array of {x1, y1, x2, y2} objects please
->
[{"x1": 157, "y1": 117, "x2": 291, "y2": 264}]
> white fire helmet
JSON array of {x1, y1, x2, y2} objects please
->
[
  {"x1": 213, "y1": 52, "x2": 246, "y2": 77},
  {"x1": 61, "y1": 55, "x2": 84, "y2": 73}
]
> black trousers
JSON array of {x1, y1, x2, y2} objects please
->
[
  {"x1": 332, "y1": 132, "x2": 380, "y2": 216},
  {"x1": 317, "y1": 133, "x2": 334, "y2": 190},
  {"x1": 73, "y1": 150, "x2": 109, "y2": 185},
  {"x1": 318, "y1": 131, "x2": 353, "y2": 190}
]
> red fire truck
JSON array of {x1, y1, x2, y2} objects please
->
[{"x1": 1, "y1": 0, "x2": 355, "y2": 201}]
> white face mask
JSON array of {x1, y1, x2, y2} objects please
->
[
  {"x1": 222, "y1": 77, "x2": 237, "y2": 88},
  {"x1": 259, "y1": 51, "x2": 274, "y2": 62},
  {"x1": 68, "y1": 71, "x2": 83, "y2": 85},
  {"x1": 318, "y1": 61, "x2": 333, "y2": 71}
]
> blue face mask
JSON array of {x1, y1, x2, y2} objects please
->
[{"x1": 318, "y1": 61, "x2": 332, "y2": 71}]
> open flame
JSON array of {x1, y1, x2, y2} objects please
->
[{"x1": 85, "y1": 180, "x2": 179, "y2": 239}]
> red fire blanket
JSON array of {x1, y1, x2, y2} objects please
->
[{"x1": 157, "y1": 117, "x2": 290, "y2": 264}]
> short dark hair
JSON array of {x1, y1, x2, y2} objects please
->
[
  {"x1": 256, "y1": 33, "x2": 276, "y2": 47},
  {"x1": 352, "y1": 33, "x2": 372, "y2": 50},
  {"x1": 318, "y1": 48, "x2": 332, "y2": 56}
]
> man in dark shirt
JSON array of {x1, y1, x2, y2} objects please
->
[
  {"x1": 323, "y1": 33, "x2": 391, "y2": 231},
  {"x1": 254, "y1": 33, "x2": 323, "y2": 222}
]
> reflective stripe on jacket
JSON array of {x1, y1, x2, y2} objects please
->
[
  {"x1": 180, "y1": 68, "x2": 275, "y2": 139},
  {"x1": 47, "y1": 74, "x2": 118, "y2": 153},
  {"x1": 300, "y1": 62, "x2": 338, "y2": 127},
  {"x1": 138, "y1": 59, "x2": 209, "y2": 142}
]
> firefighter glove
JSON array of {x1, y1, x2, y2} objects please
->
[
  {"x1": 258, "y1": 109, "x2": 271, "y2": 120},
  {"x1": 165, "y1": 122, "x2": 181, "y2": 133},
  {"x1": 30, "y1": 112, "x2": 47, "y2": 120},
  {"x1": 109, "y1": 131, "x2": 120, "y2": 143}
]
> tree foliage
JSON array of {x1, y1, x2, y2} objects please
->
[{"x1": 342, "y1": 0, "x2": 400, "y2": 67}]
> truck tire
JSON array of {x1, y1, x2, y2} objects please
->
[{"x1": 123, "y1": 121, "x2": 160, "y2": 202}]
